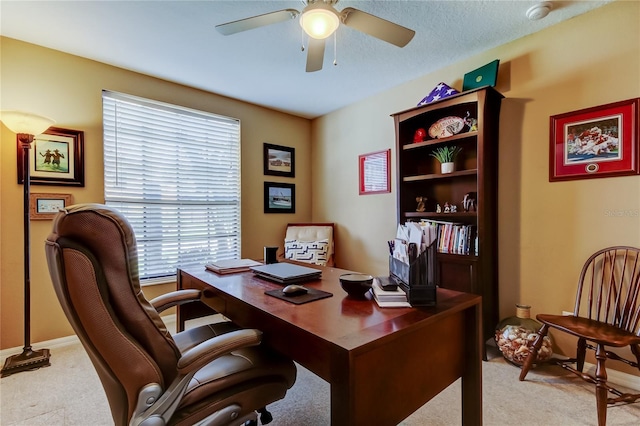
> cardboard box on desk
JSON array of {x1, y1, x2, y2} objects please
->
[{"x1": 389, "y1": 246, "x2": 436, "y2": 306}]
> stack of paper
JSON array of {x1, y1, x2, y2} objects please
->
[
  {"x1": 391, "y1": 222, "x2": 438, "y2": 264},
  {"x1": 205, "y1": 259, "x2": 262, "y2": 274},
  {"x1": 371, "y1": 279, "x2": 411, "y2": 308}
]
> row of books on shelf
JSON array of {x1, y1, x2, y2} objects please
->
[{"x1": 435, "y1": 223, "x2": 478, "y2": 255}]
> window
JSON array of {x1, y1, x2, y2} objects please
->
[{"x1": 103, "y1": 91, "x2": 241, "y2": 283}]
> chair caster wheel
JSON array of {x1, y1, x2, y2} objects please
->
[{"x1": 258, "y1": 408, "x2": 273, "y2": 424}]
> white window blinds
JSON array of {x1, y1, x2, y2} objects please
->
[{"x1": 102, "y1": 90, "x2": 241, "y2": 282}]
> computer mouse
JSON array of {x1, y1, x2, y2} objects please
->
[{"x1": 282, "y1": 284, "x2": 308, "y2": 297}]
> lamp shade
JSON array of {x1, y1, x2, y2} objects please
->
[
  {"x1": 0, "y1": 110, "x2": 55, "y2": 136},
  {"x1": 300, "y1": 3, "x2": 340, "y2": 39}
]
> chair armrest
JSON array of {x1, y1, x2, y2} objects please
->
[
  {"x1": 149, "y1": 289, "x2": 201, "y2": 313},
  {"x1": 177, "y1": 329, "x2": 263, "y2": 374},
  {"x1": 131, "y1": 328, "x2": 263, "y2": 426}
]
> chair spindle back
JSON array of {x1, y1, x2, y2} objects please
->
[{"x1": 574, "y1": 246, "x2": 640, "y2": 336}]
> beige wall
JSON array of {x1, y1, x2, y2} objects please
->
[
  {"x1": 1, "y1": 37, "x2": 312, "y2": 349},
  {"x1": 312, "y1": 0, "x2": 640, "y2": 370}
]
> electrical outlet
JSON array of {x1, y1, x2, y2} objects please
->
[{"x1": 562, "y1": 311, "x2": 573, "y2": 316}]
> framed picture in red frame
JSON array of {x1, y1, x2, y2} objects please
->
[
  {"x1": 359, "y1": 149, "x2": 391, "y2": 195},
  {"x1": 549, "y1": 98, "x2": 640, "y2": 182}
]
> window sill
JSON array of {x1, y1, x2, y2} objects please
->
[{"x1": 141, "y1": 275, "x2": 176, "y2": 287}]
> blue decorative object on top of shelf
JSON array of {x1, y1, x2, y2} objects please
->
[{"x1": 417, "y1": 82, "x2": 459, "y2": 106}]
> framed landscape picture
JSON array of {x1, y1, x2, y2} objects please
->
[
  {"x1": 18, "y1": 127, "x2": 85, "y2": 186},
  {"x1": 264, "y1": 181, "x2": 295, "y2": 213},
  {"x1": 549, "y1": 98, "x2": 639, "y2": 181},
  {"x1": 264, "y1": 143, "x2": 295, "y2": 177},
  {"x1": 29, "y1": 193, "x2": 73, "y2": 220}
]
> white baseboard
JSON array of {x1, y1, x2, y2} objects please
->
[
  {"x1": 0, "y1": 334, "x2": 80, "y2": 359},
  {"x1": 583, "y1": 362, "x2": 640, "y2": 390},
  {"x1": 0, "y1": 314, "x2": 179, "y2": 360}
]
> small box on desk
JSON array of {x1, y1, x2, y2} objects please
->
[{"x1": 389, "y1": 245, "x2": 437, "y2": 306}]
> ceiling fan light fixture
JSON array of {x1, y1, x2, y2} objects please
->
[{"x1": 300, "y1": 3, "x2": 340, "y2": 39}]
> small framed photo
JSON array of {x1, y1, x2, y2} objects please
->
[
  {"x1": 264, "y1": 182, "x2": 295, "y2": 213},
  {"x1": 264, "y1": 143, "x2": 295, "y2": 177},
  {"x1": 359, "y1": 149, "x2": 391, "y2": 195},
  {"x1": 30, "y1": 193, "x2": 73, "y2": 220},
  {"x1": 18, "y1": 127, "x2": 85, "y2": 187},
  {"x1": 550, "y1": 98, "x2": 639, "y2": 182}
]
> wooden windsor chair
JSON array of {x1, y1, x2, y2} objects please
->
[{"x1": 519, "y1": 246, "x2": 640, "y2": 426}]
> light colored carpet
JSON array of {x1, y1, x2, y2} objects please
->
[{"x1": 1, "y1": 319, "x2": 639, "y2": 425}]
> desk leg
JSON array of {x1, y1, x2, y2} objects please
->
[
  {"x1": 462, "y1": 302, "x2": 483, "y2": 426},
  {"x1": 329, "y1": 350, "x2": 353, "y2": 426},
  {"x1": 176, "y1": 271, "x2": 187, "y2": 332},
  {"x1": 176, "y1": 269, "x2": 218, "y2": 332}
]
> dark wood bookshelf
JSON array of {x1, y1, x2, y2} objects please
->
[
  {"x1": 404, "y1": 211, "x2": 477, "y2": 219},
  {"x1": 403, "y1": 169, "x2": 478, "y2": 182},
  {"x1": 402, "y1": 130, "x2": 479, "y2": 150},
  {"x1": 392, "y1": 86, "x2": 503, "y2": 352}
]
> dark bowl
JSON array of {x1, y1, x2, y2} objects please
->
[{"x1": 339, "y1": 273, "x2": 373, "y2": 298}]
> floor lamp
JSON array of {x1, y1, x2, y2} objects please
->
[{"x1": 1, "y1": 111, "x2": 56, "y2": 377}]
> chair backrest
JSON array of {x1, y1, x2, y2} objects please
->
[
  {"x1": 45, "y1": 204, "x2": 181, "y2": 425},
  {"x1": 284, "y1": 222, "x2": 335, "y2": 266},
  {"x1": 574, "y1": 246, "x2": 640, "y2": 335}
]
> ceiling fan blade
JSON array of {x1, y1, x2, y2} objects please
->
[
  {"x1": 215, "y1": 9, "x2": 299, "y2": 36},
  {"x1": 306, "y1": 37, "x2": 325, "y2": 72},
  {"x1": 340, "y1": 7, "x2": 415, "y2": 47}
]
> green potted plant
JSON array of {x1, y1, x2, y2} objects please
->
[{"x1": 430, "y1": 146, "x2": 462, "y2": 174}]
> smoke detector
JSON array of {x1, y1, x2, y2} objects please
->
[{"x1": 526, "y1": 2, "x2": 553, "y2": 21}]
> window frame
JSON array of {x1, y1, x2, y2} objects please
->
[{"x1": 102, "y1": 90, "x2": 242, "y2": 283}]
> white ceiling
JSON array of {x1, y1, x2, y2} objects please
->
[{"x1": 1, "y1": 1, "x2": 612, "y2": 119}]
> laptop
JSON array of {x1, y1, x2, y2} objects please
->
[{"x1": 250, "y1": 263, "x2": 322, "y2": 285}]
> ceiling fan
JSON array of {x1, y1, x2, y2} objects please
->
[{"x1": 215, "y1": 0, "x2": 415, "y2": 72}]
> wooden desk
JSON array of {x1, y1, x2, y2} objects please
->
[{"x1": 177, "y1": 264, "x2": 483, "y2": 426}]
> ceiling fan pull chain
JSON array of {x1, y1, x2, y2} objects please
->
[
  {"x1": 333, "y1": 31, "x2": 338, "y2": 66},
  {"x1": 301, "y1": 27, "x2": 306, "y2": 52}
]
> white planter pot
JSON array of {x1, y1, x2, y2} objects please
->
[{"x1": 441, "y1": 162, "x2": 455, "y2": 174}]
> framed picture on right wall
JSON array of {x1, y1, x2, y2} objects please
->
[{"x1": 549, "y1": 98, "x2": 640, "y2": 182}]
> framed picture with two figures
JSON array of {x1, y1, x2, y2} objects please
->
[{"x1": 18, "y1": 127, "x2": 85, "y2": 187}]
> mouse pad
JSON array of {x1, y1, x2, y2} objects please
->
[{"x1": 265, "y1": 288, "x2": 333, "y2": 305}]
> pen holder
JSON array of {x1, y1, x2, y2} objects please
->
[{"x1": 389, "y1": 245, "x2": 437, "y2": 306}]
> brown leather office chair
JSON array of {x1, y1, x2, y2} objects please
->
[
  {"x1": 519, "y1": 246, "x2": 640, "y2": 426},
  {"x1": 45, "y1": 204, "x2": 296, "y2": 426}
]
